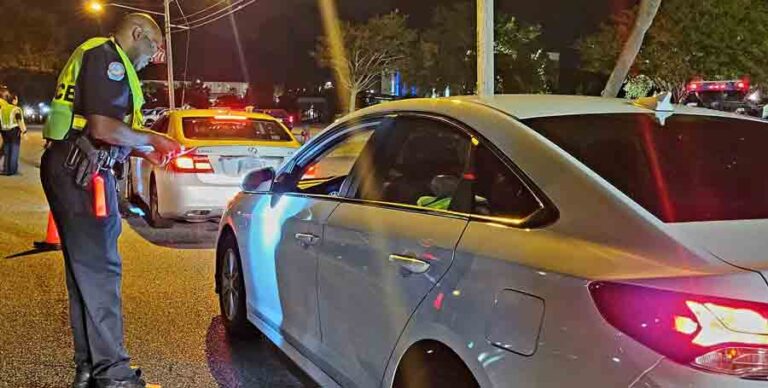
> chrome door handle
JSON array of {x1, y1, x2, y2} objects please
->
[
  {"x1": 295, "y1": 233, "x2": 320, "y2": 246},
  {"x1": 389, "y1": 254, "x2": 431, "y2": 274}
]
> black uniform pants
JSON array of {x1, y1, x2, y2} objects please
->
[
  {"x1": 1, "y1": 128, "x2": 21, "y2": 175},
  {"x1": 40, "y1": 141, "x2": 134, "y2": 380}
]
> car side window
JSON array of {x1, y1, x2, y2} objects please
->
[
  {"x1": 151, "y1": 116, "x2": 169, "y2": 134},
  {"x1": 471, "y1": 144, "x2": 541, "y2": 220},
  {"x1": 357, "y1": 117, "x2": 471, "y2": 211},
  {"x1": 280, "y1": 128, "x2": 376, "y2": 196}
]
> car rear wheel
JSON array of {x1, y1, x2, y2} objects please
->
[
  {"x1": 217, "y1": 234, "x2": 252, "y2": 336},
  {"x1": 148, "y1": 176, "x2": 173, "y2": 229}
]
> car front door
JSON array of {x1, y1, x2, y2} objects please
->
[
  {"x1": 242, "y1": 120, "x2": 380, "y2": 356},
  {"x1": 317, "y1": 115, "x2": 474, "y2": 386}
]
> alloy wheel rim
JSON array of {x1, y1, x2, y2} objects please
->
[{"x1": 221, "y1": 249, "x2": 239, "y2": 321}]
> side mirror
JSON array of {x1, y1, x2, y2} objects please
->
[{"x1": 242, "y1": 167, "x2": 275, "y2": 192}]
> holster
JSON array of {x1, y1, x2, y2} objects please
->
[{"x1": 64, "y1": 136, "x2": 119, "y2": 188}]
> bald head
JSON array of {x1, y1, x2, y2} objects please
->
[{"x1": 113, "y1": 13, "x2": 163, "y2": 71}]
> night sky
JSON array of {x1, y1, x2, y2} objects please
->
[{"x1": 78, "y1": 0, "x2": 636, "y2": 87}]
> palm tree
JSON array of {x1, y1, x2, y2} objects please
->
[{"x1": 601, "y1": 0, "x2": 663, "y2": 98}]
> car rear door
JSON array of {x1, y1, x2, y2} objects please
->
[{"x1": 316, "y1": 114, "x2": 473, "y2": 386}]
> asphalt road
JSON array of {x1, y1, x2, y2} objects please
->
[{"x1": 0, "y1": 127, "x2": 316, "y2": 388}]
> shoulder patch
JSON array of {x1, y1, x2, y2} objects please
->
[{"x1": 107, "y1": 62, "x2": 126, "y2": 81}]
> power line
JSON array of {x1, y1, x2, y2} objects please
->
[
  {"x1": 172, "y1": 0, "x2": 229, "y2": 22},
  {"x1": 179, "y1": 0, "x2": 248, "y2": 27},
  {"x1": 183, "y1": 0, "x2": 260, "y2": 31}
]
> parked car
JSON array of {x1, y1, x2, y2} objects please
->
[
  {"x1": 126, "y1": 109, "x2": 301, "y2": 228},
  {"x1": 216, "y1": 94, "x2": 768, "y2": 387},
  {"x1": 253, "y1": 108, "x2": 296, "y2": 129},
  {"x1": 142, "y1": 107, "x2": 167, "y2": 127}
]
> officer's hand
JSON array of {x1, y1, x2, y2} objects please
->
[
  {"x1": 152, "y1": 134, "x2": 182, "y2": 157},
  {"x1": 143, "y1": 150, "x2": 170, "y2": 167}
]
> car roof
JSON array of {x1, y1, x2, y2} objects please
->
[
  {"x1": 169, "y1": 108, "x2": 277, "y2": 121},
  {"x1": 353, "y1": 94, "x2": 764, "y2": 122}
]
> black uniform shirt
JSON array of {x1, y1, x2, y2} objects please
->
[
  {"x1": 74, "y1": 40, "x2": 133, "y2": 124},
  {"x1": 74, "y1": 40, "x2": 134, "y2": 158}
]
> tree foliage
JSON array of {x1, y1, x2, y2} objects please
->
[
  {"x1": 314, "y1": 11, "x2": 416, "y2": 112},
  {"x1": 580, "y1": 0, "x2": 768, "y2": 97},
  {"x1": 0, "y1": 0, "x2": 73, "y2": 73},
  {"x1": 402, "y1": 2, "x2": 551, "y2": 96}
]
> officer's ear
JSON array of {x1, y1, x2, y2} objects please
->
[{"x1": 131, "y1": 26, "x2": 144, "y2": 44}]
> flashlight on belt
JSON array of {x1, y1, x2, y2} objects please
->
[{"x1": 93, "y1": 174, "x2": 108, "y2": 218}]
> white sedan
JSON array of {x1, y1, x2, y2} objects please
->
[
  {"x1": 126, "y1": 109, "x2": 301, "y2": 228},
  {"x1": 216, "y1": 94, "x2": 768, "y2": 387}
]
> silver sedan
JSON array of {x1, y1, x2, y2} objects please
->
[{"x1": 216, "y1": 95, "x2": 768, "y2": 387}]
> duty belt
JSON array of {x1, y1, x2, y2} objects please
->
[{"x1": 63, "y1": 135, "x2": 120, "y2": 188}]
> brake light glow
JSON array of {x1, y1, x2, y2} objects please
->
[
  {"x1": 214, "y1": 115, "x2": 247, "y2": 120},
  {"x1": 590, "y1": 282, "x2": 768, "y2": 377},
  {"x1": 172, "y1": 154, "x2": 214, "y2": 173},
  {"x1": 302, "y1": 164, "x2": 318, "y2": 179}
]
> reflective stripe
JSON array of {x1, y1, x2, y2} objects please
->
[{"x1": 73, "y1": 115, "x2": 87, "y2": 130}]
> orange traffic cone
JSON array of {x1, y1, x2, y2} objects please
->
[{"x1": 33, "y1": 211, "x2": 61, "y2": 251}]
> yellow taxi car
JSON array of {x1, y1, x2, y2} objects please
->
[{"x1": 125, "y1": 109, "x2": 301, "y2": 228}]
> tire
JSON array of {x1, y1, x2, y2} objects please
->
[
  {"x1": 148, "y1": 176, "x2": 173, "y2": 229},
  {"x1": 393, "y1": 341, "x2": 479, "y2": 388},
  {"x1": 124, "y1": 161, "x2": 138, "y2": 202},
  {"x1": 217, "y1": 233, "x2": 252, "y2": 337}
]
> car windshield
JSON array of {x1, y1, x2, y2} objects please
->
[
  {"x1": 182, "y1": 117, "x2": 292, "y2": 141},
  {"x1": 523, "y1": 114, "x2": 768, "y2": 223}
]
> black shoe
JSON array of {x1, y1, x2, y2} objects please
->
[
  {"x1": 93, "y1": 369, "x2": 146, "y2": 388},
  {"x1": 72, "y1": 365, "x2": 92, "y2": 388}
]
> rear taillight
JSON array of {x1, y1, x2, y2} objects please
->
[
  {"x1": 590, "y1": 282, "x2": 768, "y2": 377},
  {"x1": 171, "y1": 154, "x2": 214, "y2": 173}
]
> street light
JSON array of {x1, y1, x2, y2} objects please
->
[
  {"x1": 86, "y1": 1, "x2": 166, "y2": 18},
  {"x1": 85, "y1": 1, "x2": 182, "y2": 109},
  {"x1": 87, "y1": 1, "x2": 104, "y2": 13}
]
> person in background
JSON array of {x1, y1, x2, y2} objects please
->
[
  {"x1": 0, "y1": 92, "x2": 26, "y2": 175},
  {"x1": 0, "y1": 87, "x2": 9, "y2": 168}
]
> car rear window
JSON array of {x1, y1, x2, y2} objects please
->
[
  {"x1": 182, "y1": 117, "x2": 292, "y2": 142},
  {"x1": 523, "y1": 113, "x2": 768, "y2": 223}
]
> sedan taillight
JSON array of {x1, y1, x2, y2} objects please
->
[
  {"x1": 590, "y1": 281, "x2": 768, "y2": 377},
  {"x1": 171, "y1": 154, "x2": 214, "y2": 173}
]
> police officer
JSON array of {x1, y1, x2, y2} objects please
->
[
  {"x1": 41, "y1": 14, "x2": 180, "y2": 388},
  {"x1": 1, "y1": 92, "x2": 27, "y2": 175}
]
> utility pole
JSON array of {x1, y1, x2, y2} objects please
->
[
  {"x1": 164, "y1": 0, "x2": 176, "y2": 109},
  {"x1": 477, "y1": 0, "x2": 494, "y2": 97}
]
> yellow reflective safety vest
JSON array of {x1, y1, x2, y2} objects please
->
[
  {"x1": 0, "y1": 99, "x2": 9, "y2": 131},
  {"x1": 44, "y1": 37, "x2": 145, "y2": 140},
  {"x1": 1, "y1": 102, "x2": 22, "y2": 130}
]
